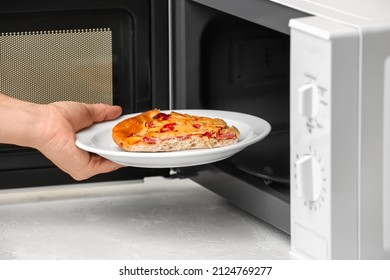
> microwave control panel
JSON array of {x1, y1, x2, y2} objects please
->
[
  {"x1": 294, "y1": 75, "x2": 328, "y2": 208},
  {"x1": 290, "y1": 16, "x2": 359, "y2": 259}
]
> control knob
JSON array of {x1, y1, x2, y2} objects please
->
[
  {"x1": 298, "y1": 83, "x2": 320, "y2": 119},
  {"x1": 295, "y1": 154, "x2": 322, "y2": 202}
]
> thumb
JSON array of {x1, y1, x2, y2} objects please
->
[
  {"x1": 89, "y1": 103, "x2": 123, "y2": 123},
  {"x1": 74, "y1": 103, "x2": 122, "y2": 132}
]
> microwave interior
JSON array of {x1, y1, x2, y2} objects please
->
[
  {"x1": 0, "y1": 0, "x2": 310, "y2": 233},
  {"x1": 171, "y1": 0, "x2": 308, "y2": 233}
]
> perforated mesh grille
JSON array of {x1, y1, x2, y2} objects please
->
[{"x1": 0, "y1": 28, "x2": 113, "y2": 104}]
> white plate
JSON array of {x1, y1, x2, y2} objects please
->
[{"x1": 75, "y1": 110, "x2": 271, "y2": 168}]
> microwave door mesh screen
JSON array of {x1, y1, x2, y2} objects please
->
[{"x1": 0, "y1": 29, "x2": 113, "y2": 105}]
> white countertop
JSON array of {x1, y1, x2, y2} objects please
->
[{"x1": 0, "y1": 176, "x2": 290, "y2": 260}]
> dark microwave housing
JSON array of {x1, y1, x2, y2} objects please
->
[{"x1": 0, "y1": 0, "x2": 170, "y2": 188}]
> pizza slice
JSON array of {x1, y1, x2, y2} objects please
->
[{"x1": 112, "y1": 109, "x2": 240, "y2": 152}]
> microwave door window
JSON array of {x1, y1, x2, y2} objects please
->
[
  {"x1": 0, "y1": 29, "x2": 113, "y2": 105},
  {"x1": 0, "y1": 9, "x2": 139, "y2": 113}
]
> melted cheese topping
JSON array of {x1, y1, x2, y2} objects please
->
[{"x1": 137, "y1": 112, "x2": 226, "y2": 137}]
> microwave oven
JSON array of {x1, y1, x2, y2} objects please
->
[{"x1": 1, "y1": 0, "x2": 390, "y2": 260}]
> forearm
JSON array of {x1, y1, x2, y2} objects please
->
[{"x1": 0, "y1": 93, "x2": 44, "y2": 149}]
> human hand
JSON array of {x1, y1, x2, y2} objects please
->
[
  {"x1": 36, "y1": 101, "x2": 124, "y2": 180},
  {"x1": 0, "y1": 93, "x2": 124, "y2": 180}
]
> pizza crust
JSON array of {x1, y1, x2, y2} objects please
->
[{"x1": 112, "y1": 109, "x2": 240, "y2": 152}]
